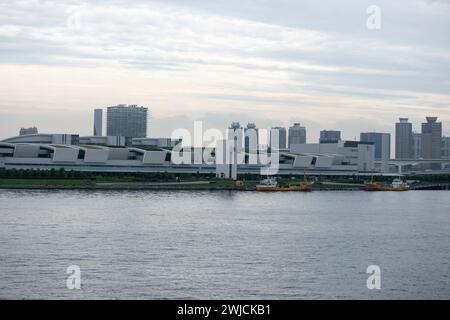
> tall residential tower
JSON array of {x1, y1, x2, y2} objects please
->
[
  {"x1": 421, "y1": 117, "x2": 442, "y2": 169},
  {"x1": 288, "y1": 123, "x2": 306, "y2": 148},
  {"x1": 270, "y1": 127, "x2": 287, "y2": 150},
  {"x1": 395, "y1": 118, "x2": 413, "y2": 159},
  {"x1": 106, "y1": 104, "x2": 148, "y2": 138},
  {"x1": 93, "y1": 108, "x2": 103, "y2": 136}
]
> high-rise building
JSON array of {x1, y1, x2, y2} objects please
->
[
  {"x1": 244, "y1": 123, "x2": 258, "y2": 164},
  {"x1": 442, "y1": 136, "x2": 450, "y2": 169},
  {"x1": 421, "y1": 117, "x2": 442, "y2": 158},
  {"x1": 93, "y1": 109, "x2": 103, "y2": 137},
  {"x1": 319, "y1": 130, "x2": 341, "y2": 143},
  {"x1": 270, "y1": 127, "x2": 287, "y2": 150},
  {"x1": 106, "y1": 104, "x2": 148, "y2": 138},
  {"x1": 360, "y1": 132, "x2": 391, "y2": 172},
  {"x1": 412, "y1": 132, "x2": 422, "y2": 159},
  {"x1": 227, "y1": 122, "x2": 244, "y2": 149},
  {"x1": 442, "y1": 136, "x2": 450, "y2": 159},
  {"x1": 19, "y1": 127, "x2": 38, "y2": 136},
  {"x1": 93, "y1": 109, "x2": 103, "y2": 136},
  {"x1": 395, "y1": 118, "x2": 413, "y2": 159},
  {"x1": 421, "y1": 117, "x2": 442, "y2": 169},
  {"x1": 288, "y1": 123, "x2": 306, "y2": 148},
  {"x1": 244, "y1": 123, "x2": 258, "y2": 150},
  {"x1": 226, "y1": 122, "x2": 244, "y2": 165}
]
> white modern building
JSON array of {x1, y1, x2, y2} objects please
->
[
  {"x1": 2, "y1": 133, "x2": 79, "y2": 145},
  {"x1": 215, "y1": 140, "x2": 238, "y2": 179},
  {"x1": 2, "y1": 138, "x2": 449, "y2": 175},
  {"x1": 132, "y1": 137, "x2": 182, "y2": 148},
  {"x1": 360, "y1": 132, "x2": 390, "y2": 173},
  {"x1": 2, "y1": 133, "x2": 183, "y2": 149},
  {"x1": 79, "y1": 136, "x2": 127, "y2": 147},
  {"x1": 289, "y1": 141, "x2": 376, "y2": 172},
  {"x1": 0, "y1": 142, "x2": 169, "y2": 170},
  {"x1": 3, "y1": 125, "x2": 421, "y2": 176}
]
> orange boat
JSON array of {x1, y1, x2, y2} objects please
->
[
  {"x1": 256, "y1": 172, "x2": 312, "y2": 192},
  {"x1": 255, "y1": 180, "x2": 311, "y2": 192},
  {"x1": 365, "y1": 178, "x2": 410, "y2": 191}
]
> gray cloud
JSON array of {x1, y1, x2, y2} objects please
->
[{"x1": 0, "y1": 0, "x2": 449, "y2": 140}]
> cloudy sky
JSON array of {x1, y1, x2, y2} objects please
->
[{"x1": 0, "y1": 0, "x2": 449, "y2": 142}]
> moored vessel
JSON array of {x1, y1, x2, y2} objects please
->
[
  {"x1": 255, "y1": 177, "x2": 311, "y2": 192},
  {"x1": 365, "y1": 178, "x2": 410, "y2": 191}
]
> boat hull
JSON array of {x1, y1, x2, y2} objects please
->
[
  {"x1": 365, "y1": 183, "x2": 409, "y2": 191},
  {"x1": 255, "y1": 185, "x2": 311, "y2": 192}
]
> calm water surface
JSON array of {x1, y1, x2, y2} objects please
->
[{"x1": 0, "y1": 190, "x2": 449, "y2": 299}]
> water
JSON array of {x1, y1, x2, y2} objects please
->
[{"x1": 0, "y1": 189, "x2": 448, "y2": 299}]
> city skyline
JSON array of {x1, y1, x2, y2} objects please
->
[
  {"x1": 3, "y1": 105, "x2": 448, "y2": 161},
  {"x1": 4, "y1": 107, "x2": 448, "y2": 146},
  {"x1": 1, "y1": 0, "x2": 450, "y2": 141}
]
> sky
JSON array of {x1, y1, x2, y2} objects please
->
[{"x1": 0, "y1": 0, "x2": 449, "y2": 143}]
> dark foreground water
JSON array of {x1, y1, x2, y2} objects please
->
[{"x1": 0, "y1": 190, "x2": 448, "y2": 299}]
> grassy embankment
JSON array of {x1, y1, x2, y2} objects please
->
[
  {"x1": 1, "y1": 168, "x2": 449, "y2": 189},
  {"x1": 0, "y1": 178, "x2": 94, "y2": 186}
]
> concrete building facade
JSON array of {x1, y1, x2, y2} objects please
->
[
  {"x1": 395, "y1": 118, "x2": 413, "y2": 159},
  {"x1": 320, "y1": 130, "x2": 341, "y2": 143},
  {"x1": 132, "y1": 137, "x2": 182, "y2": 148},
  {"x1": 412, "y1": 132, "x2": 422, "y2": 159},
  {"x1": 442, "y1": 136, "x2": 450, "y2": 169},
  {"x1": 360, "y1": 132, "x2": 390, "y2": 172},
  {"x1": 270, "y1": 127, "x2": 287, "y2": 150},
  {"x1": 93, "y1": 109, "x2": 103, "y2": 136},
  {"x1": 289, "y1": 140, "x2": 375, "y2": 172},
  {"x1": 288, "y1": 123, "x2": 306, "y2": 147},
  {"x1": 106, "y1": 104, "x2": 148, "y2": 138},
  {"x1": 442, "y1": 136, "x2": 450, "y2": 158},
  {"x1": 421, "y1": 117, "x2": 442, "y2": 159},
  {"x1": 3, "y1": 139, "x2": 449, "y2": 175},
  {"x1": 19, "y1": 127, "x2": 38, "y2": 136},
  {"x1": 244, "y1": 123, "x2": 258, "y2": 164},
  {"x1": 215, "y1": 139, "x2": 238, "y2": 179},
  {"x1": 79, "y1": 136, "x2": 127, "y2": 147},
  {"x1": 227, "y1": 122, "x2": 245, "y2": 165},
  {"x1": 2, "y1": 133, "x2": 79, "y2": 145},
  {"x1": 421, "y1": 117, "x2": 442, "y2": 170}
]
